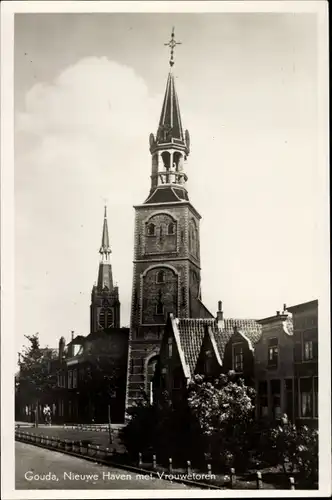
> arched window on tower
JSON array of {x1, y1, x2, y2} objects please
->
[
  {"x1": 156, "y1": 270, "x2": 165, "y2": 284},
  {"x1": 161, "y1": 152, "x2": 171, "y2": 183},
  {"x1": 106, "y1": 309, "x2": 113, "y2": 328},
  {"x1": 147, "y1": 223, "x2": 155, "y2": 236},
  {"x1": 168, "y1": 222, "x2": 175, "y2": 235},
  {"x1": 99, "y1": 309, "x2": 106, "y2": 329},
  {"x1": 189, "y1": 220, "x2": 198, "y2": 257},
  {"x1": 99, "y1": 308, "x2": 113, "y2": 329}
]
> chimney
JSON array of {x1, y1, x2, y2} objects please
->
[
  {"x1": 58, "y1": 337, "x2": 65, "y2": 361},
  {"x1": 283, "y1": 303, "x2": 287, "y2": 313},
  {"x1": 71, "y1": 330, "x2": 74, "y2": 341},
  {"x1": 276, "y1": 311, "x2": 280, "y2": 316},
  {"x1": 216, "y1": 300, "x2": 224, "y2": 330}
]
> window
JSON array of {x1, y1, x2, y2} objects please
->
[
  {"x1": 106, "y1": 309, "x2": 113, "y2": 328},
  {"x1": 156, "y1": 302, "x2": 164, "y2": 315},
  {"x1": 58, "y1": 372, "x2": 65, "y2": 387},
  {"x1": 72, "y1": 369, "x2": 77, "y2": 389},
  {"x1": 168, "y1": 222, "x2": 175, "y2": 235},
  {"x1": 313, "y1": 377, "x2": 318, "y2": 418},
  {"x1": 99, "y1": 309, "x2": 106, "y2": 328},
  {"x1": 156, "y1": 289, "x2": 164, "y2": 315},
  {"x1": 233, "y1": 344, "x2": 243, "y2": 372},
  {"x1": 268, "y1": 338, "x2": 278, "y2": 367},
  {"x1": 300, "y1": 378, "x2": 313, "y2": 418},
  {"x1": 156, "y1": 270, "x2": 165, "y2": 283},
  {"x1": 147, "y1": 223, "x2": 155, "y2": 236},
  {"x1": 303, "y1": 331, "x2": 318, "y2": 361},
  {"x1": 258, "y1": 381, "x2": 268, "y2": 417},
  {"x1": 285, "y1": 378, "x2": 294, "y2": 421},
  {"x1": 271, "y1": 379, "x2": 281, "y2": 419},
  {"x1": 68, "y1": 370, "x2": 73, "y2": 389},
  {"x1": 99, "y1": 308, "x2": 113, "y2": 329},
  {"x1": 303, "y1": 340, "x2": 313, "y2": 361}
]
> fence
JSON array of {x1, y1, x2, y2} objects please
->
[{"x1": 15, "y1": 430, "x2": 297, "y2": 490}]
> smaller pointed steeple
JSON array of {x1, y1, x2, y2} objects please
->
[
  {"x1": 99, "y1": 206, "x2": 112, "y2": 259},
  {"x1": 97, "y1": 206, "x2": 113, "y2": 289}
]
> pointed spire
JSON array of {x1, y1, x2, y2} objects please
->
[
  {"x1": 146, "y1": 28, "x2": 190, "y2": 199},
  {"x1": 156, "y1": 72, "x2": 184, "y2": 144},
  {"x1": 99, "y1": 205, "x2": 111, "y2": 257},
  {"x1": 97, "y1": 206, "x2": 113, "y2": 290}
]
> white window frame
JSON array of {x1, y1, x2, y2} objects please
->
[
  {"x1": 68, "y1": 370, "x2": 73, "y2": 389},
  {"x1": 232, "y1": 342, "x2": 244, "y2": 372},
  {"x1": 72, "y1": 369, "x2": 77, "y2": 389},
  {"x1": 298, "y1": 376, "x2": 316, "y2": 419}
]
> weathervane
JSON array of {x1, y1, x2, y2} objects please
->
[{"x1": 164, "y1": 27, "x2": 182, "y2": 67}]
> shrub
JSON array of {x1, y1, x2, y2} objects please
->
[{"x1": 268, "y1": 420, "x2": 318, "y2": 483}]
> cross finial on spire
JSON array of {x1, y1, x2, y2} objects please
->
[{"x1": 164, "y1": 27, "x2": 182, "y2": 68}]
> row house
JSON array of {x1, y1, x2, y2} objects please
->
[
  {"x1": 288, "y1": 300, "x2": 318, "y2": 426},
  {"x1": 54, "y1": 327, "x2": 129, "y2": 424},
  {"x1": 154, "y1": 302, "x2": 262, "y2": 407},
  {"x1": 254, "y1": 306, "x2": 295, "y2": 421},
  {"x1": 154, "y1": 300, "x2": 318, "y2": 426}
]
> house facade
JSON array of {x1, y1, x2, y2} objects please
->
[
  {"x1": 154, "y1": 302, "x2": 262, "y2": 406},
  {"x1": 54, "y1": 328, "x2": 129, "y2": 424},
  {"x1": 288, "y1": 300, "x2": 318, "y2": 427},
  {"x1": 254, "y1": 306, "x2": 295, "y2": 421}
]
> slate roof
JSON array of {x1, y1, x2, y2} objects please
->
[
  {"x1": 157, "y1": 72, "x2": 185, "y2": 144},
  {"x1": 144, "y1": 186, "x2": 189, "y2": 204},
  {"x1": 173, "y1": 317, "x2": 262, "y2": 378}
]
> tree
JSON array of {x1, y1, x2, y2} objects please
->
[
  {"x1": 81, "y1": 334, "x2": 126, "y2": 423},
  {"x1": 17, "y1": 333, "x2": 57, "y2": 424},
  {"x1": 187, "y1": 372, "x2": 256, "y2": 469}
]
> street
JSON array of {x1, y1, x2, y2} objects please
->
[{"x1": 15, "y1": 442, "x2": 196, "y2": 490}]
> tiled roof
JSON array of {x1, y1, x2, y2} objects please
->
[
  {"x1": 176, "y1": 318, "x2": 214, "y2": 376},
  {"x1": 174, "y1": 317, "x2": 262, "y2": 378},
  {"x1": 224, "y1": 318, "x2": 262, "y2": 346}
]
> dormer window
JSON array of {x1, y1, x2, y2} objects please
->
[
  {"x1": 232, "y1": 344, "x2": 243, "y2": 372},
  {"x1": 156, "y1": 270, "x2": 165, "y2": 283},
  {"x1": 168, "y1": 222, "x2": 175, "y2": 235},
  {"x1": 147, "y1": 223, "x2": 156, "y2": 236}
]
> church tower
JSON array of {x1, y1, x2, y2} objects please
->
[
  {"x1": 90, "y1": 206, "x2": 120, "y2": 332},
  {"x1": 126, "y1": 30, "x2": 213, "y2": 407}
]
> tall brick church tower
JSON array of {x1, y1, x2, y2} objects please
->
[
  {"x1": 90, "y1": 206, "x2": 120, "y2": 332},
  {"x1": 126, "y1": 30, "x2": 213, "y2": 407}
]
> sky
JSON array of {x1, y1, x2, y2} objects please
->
[{"x1": 14, "y1": 12, "x2": 320, "y2": 352}]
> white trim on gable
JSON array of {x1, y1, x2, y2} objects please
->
[
  {"x1": 207, "y1": 326, "x2": 223, "y2": 367},
  {"x1": 170, "y1": 314, "x2": 191, "y2": 381}
]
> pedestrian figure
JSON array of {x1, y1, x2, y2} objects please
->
[{"x1": 43, "y1": 404, "x2": 51, "y2": 425}]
